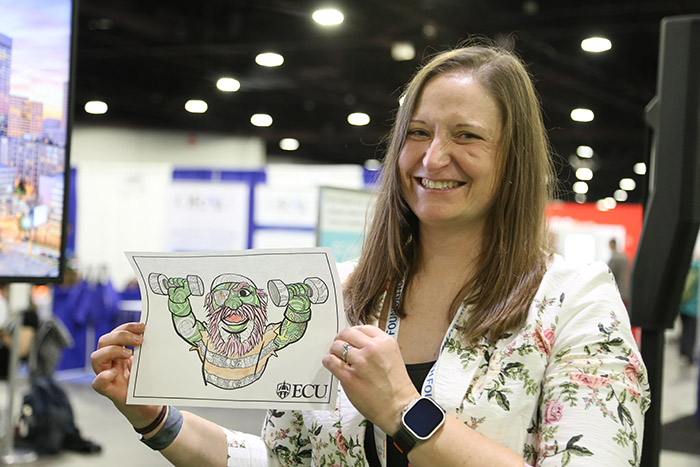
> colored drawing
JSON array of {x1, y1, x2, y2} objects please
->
[{"x1": 125, "y1": 248, "x2": 340, "y2": 410}]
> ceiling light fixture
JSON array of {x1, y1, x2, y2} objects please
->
[
  {"x1": 255, "y1": 52, "x2": 284, "y2": 67},
  {"x1": 581, "y1": 37, "x2": 612, "y2": 53},
  {"x1": 633, "y1": 162, "x2": 647, "y2": 175},
  {"x1": 614, "y1": 189, "x2": 628, "y2": 202},
  {"x1": 347, "y1": 112, "x2": 370, "y2": 126},
  {"x1": 185, "y1": 100, "x2": 207, "y2": 113},
  {"x1": 364, "y1": 159, "x2": 382, "y2": 171},
  {"x1": 217, "y1": 77, "x2": 240, "y2": 92},
  {"x1": 279, "y1": 138, "x2": 299, "y2": 151},
  {"x1": 572, "y1": 181, "x2": 588, "y2": 194},
  {"x1": 576, "y1": 145, "x2": 594, "y2": 158},
  {"x1": 575, "y1": 193, "x2": 587, "y2": 204},
  {"x1": 391, "y1": 42, "x2": 415, "y2": 61},
  {"x1": 619, "y1": 178, "x2": 636, "y2": 191},
  {"x1": 575, "y1": 168, "x2": 593, "y2": 181},
  {"x1": 312, "y1": 8, "x2": 344, "y2": 26},
  {"x1": 251, "y1": 113, "x2": 273, "y2": 127},
  {"x1": 571, "y1": 108, "x2": 594, "y2": 122},
  {"x1": 84, "y1": 100, "x2": 108, "y2": 115}
]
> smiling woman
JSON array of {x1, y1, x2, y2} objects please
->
[{"x1": 90, "y1": 39, "x2": 649, "y2": 467}]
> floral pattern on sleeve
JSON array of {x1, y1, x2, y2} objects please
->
[
  {"x1": 263, "y1": 410, "x2": 313, "y2": 466},
  {"x1": 524, "y1": 267, "x2": 650, "y2": 466}
]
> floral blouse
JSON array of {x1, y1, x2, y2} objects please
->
[{"x1": 220, "y1": 255, "x2": 650, "y2": 466}]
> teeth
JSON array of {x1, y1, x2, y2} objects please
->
[{"x1": 421, "y1": 179, "x2": 461, "y2": 190}]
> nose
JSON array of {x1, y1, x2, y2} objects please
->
[
  {"x1": 226, "y1": 295, "x2": 242, "y2": 309},
  {"x1": 422, "y1": 135, "x2": 451, "y2": 171}
]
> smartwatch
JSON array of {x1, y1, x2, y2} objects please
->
[{"x1": 392, "y1": 397, "x2": 446, "y2": 454}]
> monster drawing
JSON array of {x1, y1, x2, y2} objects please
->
[{"x1": 148, "y1": 272, "x2": 329, "y2": 389}]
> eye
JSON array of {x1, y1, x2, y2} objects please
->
[
  {"x1": 457, "y1": 132, "x2": 482, "y2": 141},
  {"x1": 239, "y1": 289, "x2": 251, "y2": 297},
  {"x1": 407, "y1": 128, "x2": 430, "y2": 139},
  {"x1": 213, "y1": 290, "x2": 228, "y2": 302}
]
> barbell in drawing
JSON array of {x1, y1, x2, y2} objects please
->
[
  {"x1": 148, "y1": 273, "x2": 205, "y2": 296},
  {"x1": 267, "y1": 277, "x2": 329, "y2": 307}
]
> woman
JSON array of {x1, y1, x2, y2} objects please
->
[{"x1": 91, "y1": 42, "x2": 650, "y2": 466}]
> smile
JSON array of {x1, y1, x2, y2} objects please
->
[
  {"x1": 222, "y1": 315, "x2": 249, "y2": 333},
  {"x1": 419, "y1": 178, "x2": 464, "y2": 190}
]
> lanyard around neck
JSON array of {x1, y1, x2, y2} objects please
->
[{"x1": 382, "y1": 275, "x2": 438, "y2": 397}]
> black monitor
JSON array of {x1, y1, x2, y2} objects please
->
[{"x1": 0, "y1": 0, "x2": 77, "y2": 283}]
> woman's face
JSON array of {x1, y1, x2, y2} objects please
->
[{"x1": 398, "y1": 71, "x2": 503, "y2": 232}]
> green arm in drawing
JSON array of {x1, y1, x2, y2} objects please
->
[
  {"x1": 167, "y1": 277, "x2": 205, "y2": 346},
  {"x1": 268, "y1": 277, "x2": 329, "y2": 350}
]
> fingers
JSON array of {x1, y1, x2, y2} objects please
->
[
  {"x1": 91, "y1": 344, "x2": 133, "y2": 374},
  {"x1": 96, "y1": 322, "x2": 145, "y2": 349},
  {"x1": 322, "y1": 351, "x2": 353, "y2": 379},
  {"x1": 91, "y1": 322, "x2": 144, "y2": 374},
  {"x1": 91, "y1": 366, "x2": 118, "y2": 395}
]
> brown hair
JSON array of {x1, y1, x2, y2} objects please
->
[{"x1": 344, "y1": 41, "x2": 556, "y2": 344}]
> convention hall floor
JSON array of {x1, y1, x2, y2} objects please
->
[{"x1": 3, "y1": 336, "x2": 699, "y2": 467}]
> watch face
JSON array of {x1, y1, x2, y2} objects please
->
[{"x1": 404, "y1": 397, "x2": 445, "y2": 439}]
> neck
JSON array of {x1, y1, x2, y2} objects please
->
[{"x1": 415, "y1": 222, "x2": 484, "y2": 279}]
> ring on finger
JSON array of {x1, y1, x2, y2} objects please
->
[{"x1": 341, "y1": 342, "x2": 352, "y2": 363}]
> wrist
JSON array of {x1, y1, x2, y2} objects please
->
[
  {"x1": 383, "y1": 391, "x2": 420, "y2": 436},
  {"x1": 124, "y1": 405, "x2": 165, "y2": 433},
  {"x1": 134, "y1": 405, "x2": 168, "y2": 436}
]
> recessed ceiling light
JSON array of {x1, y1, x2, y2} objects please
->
[
  {"x1": 364, "y1": 159, "x2": 382, "y2": 171},
  {"x1": 576, "y1": 145, "x2": 594, "y2": 158},
  {"x1": 255, "y1": 52, "x2": 284, "y2": 67},
  {"x1": 619, "y1": 178, "x2": 636, "y2": 191},
  {"x1": 185, "y1": 100, "x2": 207, "y2": 113},
  {"x1": 614, "y1": 189, "x2": 628, "y2": 202},
  {"x1": 251, "y1": 113, "x2": 273, "y2": 127},
  {"x1": 573, "y1": 181, "x2": 589, "y2": 194},
  {"x1": 604, "y1": 197, "x2": 617, "y2": 210},
  {"x1": 581, "y1": 37, "x2": 612, "y2": 53},
  {"x1": 575, "y1": 168, "x2": 593, "y2": 181},
  {"x1": 391, "y1": 42, "x2": 415, "y2": 61},
  {"x1": 633, "y1": 162, "x2": 647, "y2": 175},
  {"x1": 217, "y1": 77, "x2": 240, "y2": 92},
  {"x1": 575, "y1": 193, "x2": 587, "y2": 204},
  {"x1": 312, "y1": 8, "x2": 344, "y2": 26},
  {"x1": 571, "y1": 108, "x2": 594, "y2": 122},
  {"x1": 279, "y1": 138, "x2": 299, "y2": 151},
  {"x1": 84, "y1": 100, "x2": 108, "y2": 115},
  {"x1": 347, "y1": 112, "x2": 370, "y2": 126}
]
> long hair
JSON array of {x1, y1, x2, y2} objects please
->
[{"x1": 344, "y1": 40, "x2": 556, "y2": 344}]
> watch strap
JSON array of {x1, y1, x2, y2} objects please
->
[{"x1": 392, "y1": 425, "x2": 417, "y2": 454}]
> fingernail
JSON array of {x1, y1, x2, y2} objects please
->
[{"x1": 123, "y1": 348, "x2": 132, "y2": 356}]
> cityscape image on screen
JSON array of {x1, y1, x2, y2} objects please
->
[{"x1": 0, "y1": 0, "x2": 74, "y2": 280}]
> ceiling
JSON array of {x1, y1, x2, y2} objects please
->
[{"x1": 72, "y1": 0, "x2": 700, "y2": 204}]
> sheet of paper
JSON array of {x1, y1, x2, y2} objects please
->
[{"x1": 125, "y1": 248, "x2": 341, "y2": 410}]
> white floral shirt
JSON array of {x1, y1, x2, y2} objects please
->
[{"x1": 221, "y1": 255, "x2": 650, "y2": 466}]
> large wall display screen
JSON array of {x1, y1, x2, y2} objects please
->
[{"x1": 0, "y1": 0, "x2": 75, "y2": 282}]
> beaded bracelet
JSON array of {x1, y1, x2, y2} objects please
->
[
  {"x1": 139, "y1": 406, "x2": 184, "y2": 451},
  {"x1": 134, "y1": 405, "x2": 167, "y2": 434}
]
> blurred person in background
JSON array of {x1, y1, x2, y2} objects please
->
[
  {"x1": 0, "y1": 284, "x2": 39, "y2": 379},
  {"x1": 607, "y1": 238, "x2": 630, "y2": 306}
]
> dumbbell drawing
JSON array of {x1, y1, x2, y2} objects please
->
[{"x1": 148, "y1": 272, "x2": 329, "y2": 390}]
